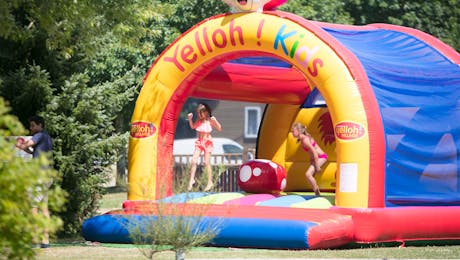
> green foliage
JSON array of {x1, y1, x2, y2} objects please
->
[
  {"x1": 0, "y1": 65, "x2": 53, "y2": 127},
  {"x1": 0, "y1": 98, "x2": 25, "y2": 136},
  {"x1": 0, "y1": 98, "x2": 66, "y2": 259},
  {"x1": 45, "y1": 73, "x2": 133, "y2": 235},
  {"x1": 128, "y1": 155, "x2": 223, "y2": 259},
  {"x1": 127, "y1": 199, "x2": 221, "y2": 260},
  {"x1": 85, "y1": 36, "x2": 147, "y2": 134},
  {"x1": 280, "y1": 0, "x2": 354, "y2": 24},
  {"x1": 274, "y1": 0, "x2": 460, "y2": 52},
  {"x1": 0, "y1": 0, "x2": 155, "y2": 59},
  {"x1": 167, "y1": 0, "x2": 228, "y2": 33},
  {"x1": 342, "y1": 0, "x2": 459, "y2": 51},
  {"x1": 0, "y1": 0, "x2": 149, "y2": 236}
]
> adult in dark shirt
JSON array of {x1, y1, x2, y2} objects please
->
[
  {"x1": 15, "y1": 115, "x2": 53, "y2": 248},
  {"x1": 16, "y1": 115, "x2": 52, "y2": 158}
]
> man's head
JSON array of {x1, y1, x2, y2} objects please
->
[{"x1": 29, "y1": 115, "x2": 45, "y2": 134}]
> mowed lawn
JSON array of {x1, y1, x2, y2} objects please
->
[
  {"x1": 35, "y1": 242, "x2": 460, "y2": 259},
  {"x1": 36, "y1": 188, "x2": 460, "y2": 259}
]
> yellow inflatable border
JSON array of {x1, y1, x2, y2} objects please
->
[{"x1": 128, "y1": 12, "x2": 379, "y2": 207}]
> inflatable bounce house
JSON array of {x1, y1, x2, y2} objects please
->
[{"x1": 83, "y1": 0, "x2": 460, "y2": 249}]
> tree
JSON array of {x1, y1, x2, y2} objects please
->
[
  {"x1": 0, "y1": 65, "x2": 53, "y2": 127},
  {"x1": 0, "y1": 0, "x2": 156, "y2": 60},
  {"x1": 0, "y1": 0, "x2": 158, "y2": 235},
  {"x1": 127, "y1": 194, "x2": 221, "y2": 260},
  {"x1": 45, "y1": 71, "x2": 138, "y2": 234},
  {"x1": 0, "y1": 97, "x2": 66, "y2": 259},
  {"x1": 167, "y1": 0, "x2": 228, "y2": 33},
  {"x1": 342, "y1": 0, "x2": 459, "y2": 51},
  {"x1": 280, "y1": 0, "x2": 354, "y2": 24}
]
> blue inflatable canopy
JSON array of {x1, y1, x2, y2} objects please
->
[{"x1": 321, "y1": 27, "x2": 460, "y2": 206}]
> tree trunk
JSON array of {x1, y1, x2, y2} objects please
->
[
  {"x1": 116, "y1": 148, "x2": 127, "y2": 186},
  {"x1": 175, "y1": 249, "x2": 185, "y2": 260}
]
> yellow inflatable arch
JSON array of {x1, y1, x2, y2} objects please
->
[{"x1": 128, "y1": 11, "x2": 385, "y2": 208}]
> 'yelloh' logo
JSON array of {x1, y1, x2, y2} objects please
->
[
  {"x1": 130, "y1": 121, "x2": 156, "y2": 139},
  {"x1": 335, "y1": 121, "x2": 365, "y2": 140}
]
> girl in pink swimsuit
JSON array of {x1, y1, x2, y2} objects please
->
[
  {"x1": 291, "y1": 122, "x2": 328, "y2": 196},
  {"x1": 187, "y1": 103, "x2": 222, "y2": 191}
]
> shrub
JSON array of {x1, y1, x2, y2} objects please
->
[{"x1": 0, "y1": 98, "x2": 66, "y2": 259}]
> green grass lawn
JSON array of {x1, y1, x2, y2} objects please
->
[
  {"x1": 44, "y1": 187, "x2": 459, "y2": 259},
  {"x1": 99, "y1": 186, "x2": 128, "y2": 212},
  {"x1": 36, "y1": 241, "x2": 460, "y2": 259}
]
